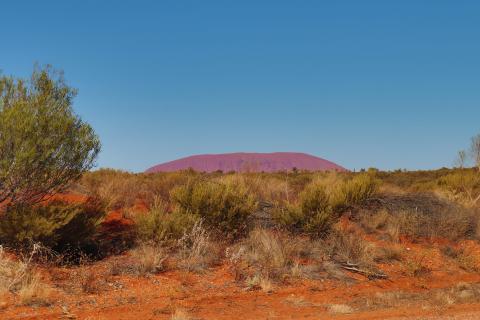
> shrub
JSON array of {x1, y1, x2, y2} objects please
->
[
  {"x1": 274, "y1": 174, "x2": 378, "y2": 237},
  {"x1": 80, "y1": 170, "x2": 196, "y2": 210},
  {"x1": 171, "y1": 177, "x2": 256, "y2": 238},
  {"x1": 299, "y1": 182, "x2": 333, "y2": 236},
  {"x1": 0, "y1": 65, "x2": 100, "y2": 207},
  {"x1": 329, "y1": 173, "x2": 379, "y2": 211},
  {"x1": 0, "y1": 198, "x2": 106, "y2": 251},
  {"x1": 377, "y1": 208, "x2": 475, "y2": 241},
  {"x1": 80, "y1": 169, "x2": 141, "y2": 210},
  {"x1": 135, "y1": 200, "x2": 198, "y2": 243},
  {"x1": 273, "y1": 182, "x2": 333, "y2": 237},
  {"x1": 438, "y1": 172, "x2": 480, "y2": 207}
]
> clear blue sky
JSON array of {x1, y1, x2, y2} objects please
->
[{"x1": 1, "y1": 1, "x2": 479, "y2": 172}]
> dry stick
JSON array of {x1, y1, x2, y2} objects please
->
[{"x1": 340, "y1": 262, "x2": 388, "y2": 280}]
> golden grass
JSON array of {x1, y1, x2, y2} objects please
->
[
  {"x1": 17, "y1": 271, "x2": 52, "y2": 306},
  {"x1": 132, "y1": 244, "x2": 167, "y2": 275},
  {"x1": 171, "y1": 308, "x2": 192, "y2": 320}
]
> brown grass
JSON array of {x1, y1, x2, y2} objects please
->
[
  {"x1": 360, "y1": 196, "x2": 477, "y2": 242},
  {"x1": 17, "y1": 271, "x2": 52, "y2": 306},
  {"x1": 171, "y1": 308, "x2": 192, "y2": 320},
  {"x1": 441, "y1": 246, "x2": 479, "y2": 272},
  {"x1": 131, "y1": 244, "x2": 168, "y2": 275},
  {"x1": 0, "y1": 245, "x2": 53, "y2": 306},
  {"x1": 176, "y1": 220, "x2": 220, "y2": 272}
]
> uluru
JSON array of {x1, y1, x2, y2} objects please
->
[{"x1": 145, "y1": 152, "x2": 347, "y2": 173}]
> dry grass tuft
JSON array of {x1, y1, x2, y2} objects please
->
[
  {"x1": 79, "y1": 268, "x2": 101, "y2": 294},
  {"x1": 171, "y1": 308, "x2": 192, "y2": 320},
  {"x1": 441, "y1": 246, "x2": 479, "y2": 272},
  {"x1": 402, "y1": 255, "x2": 431, "y2": 277},
  {"x1": 0, "y1": 245, "x2": 53, "y2": 306},
  {"x1": 324, "y1": 230, "x2": 374, "y2": 267},
  {"x1": 176, "y1": 220, "x2": 220, "y2": 272},
  {"x1": 372, "y1": 246, "x2": 403, "y2": 263},
  {"x1": 328, "y1": 304, "x2": 354, "y2": 314},
  {"x1": 232, "y1": 228, "x2": 299, "y2": 281},
  {"x1": 131, "y1": 244, "x2": 168, "y2": 275},
  {"x1": 17, "y1": 271, "x2": 52, "y2": 306},
  {"x1": 245, "y1": 274, "x2": 274, "y2": 293}
]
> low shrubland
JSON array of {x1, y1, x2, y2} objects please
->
[
  {"x1": 360, "y1": 199, "x2": 477, "y2": 241},
  {"x1": 274, "y1": 173, "x2": 378, "y2": 237},
  {"x1": 0, "y1": 166, "x2": 479, "y2": 305}
]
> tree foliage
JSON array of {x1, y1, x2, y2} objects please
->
[
  {"x1": 0, "y1": 66, "x2": 100, "y2": 206},
  {"x1": 0, "y1": 199, "x2": 105, "y2": 250}
]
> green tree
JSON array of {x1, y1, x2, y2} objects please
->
[{"x1": 0, "y1": 65, "x2": 100, "y2": 207}]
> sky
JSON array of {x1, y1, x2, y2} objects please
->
[{"x1": 1, "y1": 1, "x2": 479, "y2": 172}]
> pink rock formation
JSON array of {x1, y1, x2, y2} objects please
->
[{"x1": 145, "y1": 152, "x2": 347, "y2": 173}]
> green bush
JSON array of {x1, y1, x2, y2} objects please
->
[
  {"x1": 171, "y1": 177, "x2": 257, "y2": 238},
  {"x1": 134, "y1": 200, "x2": 198, "y2": 243},
  {"x1": 274, "y1": 174, "x2": 378, "y2": 238},
  {"x1": 330, "y1": 174, "x2": 378, "y2": 211},
  {"x1": 0, "y1": 66, "x2": 100, "y2": 207},
  {"x1": 0, "y1": 199, "x2": 106, "y2": 250},
  {"x1": 273, "y1": 182, "x2": 333, "y2": 237}
]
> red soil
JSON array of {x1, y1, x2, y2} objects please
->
[
  {"x1": 3, "y1": 260, "x2": 480, "y2": 320},
  {"x1": 3, "y1": 196, "x2": 480, "y2": 319}
]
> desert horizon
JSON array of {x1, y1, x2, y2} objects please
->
[{"x1": 1, "y1": 1, "x2": 480, "y2": 319}]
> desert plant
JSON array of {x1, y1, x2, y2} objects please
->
[
  {"x1": 230, "y1": 228, "x2": 300, "y2": 282},
  {"x1": 323, "y1": 230, "x2": 374, "y2": 268},
  {"x1": 329, "y1": 173, "x2": 379, "y2": 211},
  {"x1": 441, "y1": 246, "x2": 479, "y2": 272},
  {"x1": 245, "y1": 274, "x2": 274, "y2": 293},
  {"x1": 0, "y1": 65, "x2": 100, "y2": 208},
  {"x1": 80, "y1": 169, "x2": 142, "y2": 210},
  {"x1": 17, "y1": 270, "x2": 52, "y2": 306},
  {"x1": 0, "y1": 245, "x2": 52, "y2": 306},
  {"x1": 360, "y1": 198, "x2": 476, "y2": 241},
  {"x1": 0, "y1": 199, "x2": 106, "y2": 251},
  {"x1": 131, "y1": 243, "x2": 167, "y2": 275},
  {"x1": 135, "y1": 199, "x2": 198, "y2": 243},
  {"x1": 177, "y1": 220, "x2": 219, "y2": 272},
  {"x1": 171, "y1": 177, "x2": 256, "y2": 238},
  {"x1": 372, "y1": 246, "x2": 403, "y2": 263},
  {"x1": 275, "y1": 181, "x2": 334, "y2": 237},
  {"x1": 403, "y1": 255, "x2": 430, "y2": 277},
  {"x1": 171, "y1": 309, "x2": 192, "y2": 320},
  {"x1": 438, "y1": 171, "x2": 480, "y2": 207},
  {"x1": 274, "y1": 174, "x2": 378, "y2": 237}
]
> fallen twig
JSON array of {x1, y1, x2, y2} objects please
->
[{"x1": 340, "y1": 263, "x2": 388, "y2": 280}]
